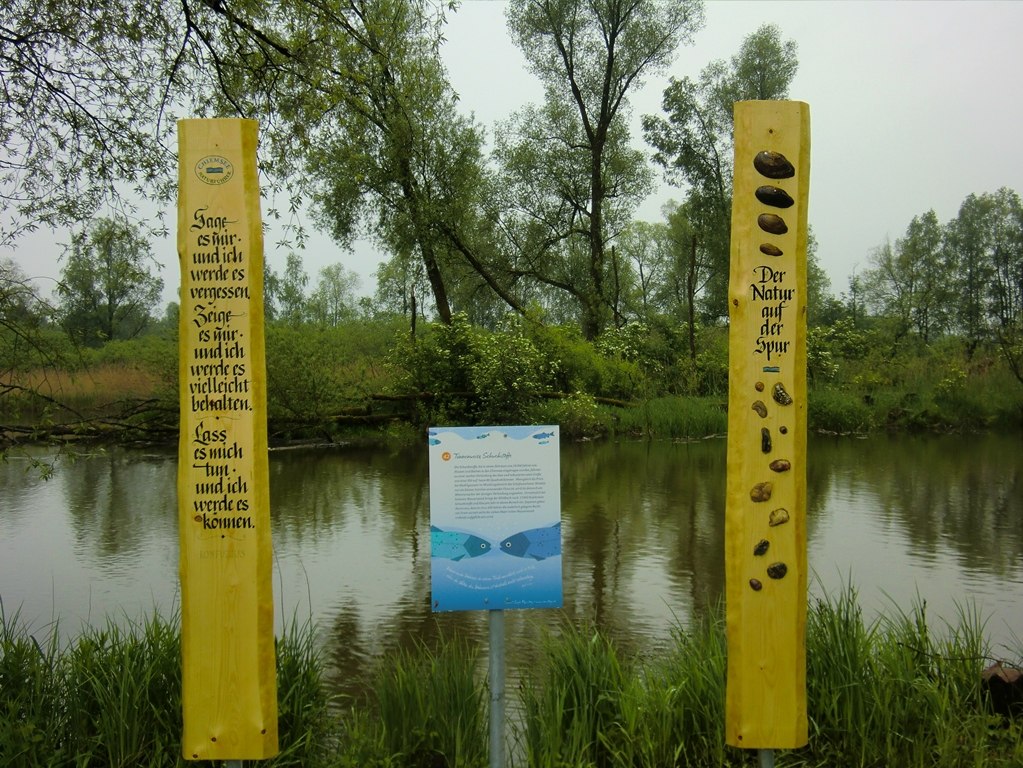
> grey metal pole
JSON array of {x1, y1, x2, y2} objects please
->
[
  {"x1": 488, "y1": 609, "x2": 506, "y2": 768},
  {"x1": 225, "y1": 761, "x2": 243, "y2": 768},
  {"x1": 758, "y1": 748, "x2": 775, "y2": 768}
]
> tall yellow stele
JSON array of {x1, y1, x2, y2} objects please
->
[
  {"x1": 177, "y1": 118, "x2": 278, "y2": 761},
  {"x1": 725, "y1": 100, "x2": 810, "y2": 749}
]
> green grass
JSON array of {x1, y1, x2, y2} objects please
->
[
  {"x1": 610, "y1": 396, "x2": 728, "y2": 440},
  {"x1": 0, "y1": 605, "x2": 335, "y2": 767},
  {"x1": 2, "y1": 586, "x2": 1021, "y2": 767}
]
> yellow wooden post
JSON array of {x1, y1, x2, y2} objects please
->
[
  {"x1": 725, "y1": 100, "x2": 810, "y2": 749},
  {"x1": 177, "y1": 118, "x2": 278, "y2": 761}
]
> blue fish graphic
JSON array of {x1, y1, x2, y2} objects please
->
[
  {"x1": 532, "y1": 431, "x2": 554, "y2": 440},
  {"x1": 430, "y1": 526, "x2": 492, "y2": 561},
  {"x1": 429, "y1": 437, "x2": 441, "y2": 445},
  {"x1": 500, "y1": 522, "x2": 561, "y2": 560}
]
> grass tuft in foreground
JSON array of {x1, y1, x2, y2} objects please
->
[{"x1": 2, "y1": 585, "x2": 1021, "y2": 767}]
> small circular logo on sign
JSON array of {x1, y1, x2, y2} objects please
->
[{"x1": 195, "y1": 155, "x2": 235, "y2": 186}]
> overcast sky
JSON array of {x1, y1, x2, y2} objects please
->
[{"x1": 7, "y1": 0, "x2": 1023, "y2": 308}]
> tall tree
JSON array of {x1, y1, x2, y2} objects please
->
[
  {"x1": 947, "y1": 188, "x2": 1023, "y2": 378},
  {"x1": 2, "y1": 1, "x2": 524, "y2": 323},
  {"x1": 271, "y1": 252, "x2": 310, "y2": 326},
  {"x1": 0, "y1": 1, "x2": 178, "y2": 242},
  {"x1": 944, "y1": 193, "x2": 1001, "y2": 355},
  {"x1": 643, "y1": 23, "x2": 798, "y2": 319},
  {"x1": 186, "y1": 0, "x2": 525, "y2": 325},
  {"x1": 1, "y1": 258, "x2": 51, "y2": 371},
  {"x1": 56, "y1": 217, "x2": 162, "y2": 344},
  {"x1": 308, "y1": 263, "x2": 360, "y2": 326},
  {"x1": 900, "y1": 210, "x2": 951, "y2": 343},
  {"x1": 494, "y1": 101, "x2": 652, "y2": 333},
  {"x1": 505, "y1": 0, "x2": 705, "y2": 339}
]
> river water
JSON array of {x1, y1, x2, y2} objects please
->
[{"x1": 1, "y1": 433, "x2": 1021, "y2": 690}]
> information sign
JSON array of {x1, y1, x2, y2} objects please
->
[{"x1": 428, "y1": 426, "x2": 563, "y2": 612}]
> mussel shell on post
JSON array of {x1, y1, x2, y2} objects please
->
[{"x1": 753, "y1": 150, "x2": 796, "y2": 179}]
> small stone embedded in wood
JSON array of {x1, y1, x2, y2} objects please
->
[
  {"x1": 753, "y1": 150, "x2": 796, "y2": 179},
  {"x1": 755, "y1": 185, "x2": 795, "y2": 208},
  {"x1": 772, "y1": 382, "x2": 793, "y2": 406},
  {"x1": 767, "y1": 562, "x2": 788, "y2": 580},
  {"x1": 758, "y1": 213, "x2": 788, "y2": 235},
  {"x1": 768, "y1": 507, "x2": 790, "y2": 527},
  {"x1": 750, "y1": 481, "x2": 773, "y2": 502},
  {"x1": 760, "y1": 243, "x2": 784, "y2": 257},
  {"x1": 755, "y1": 381, "x2": 765, "y2": 392},
  {"x1": 761, "y1": 427, "x2": 772, "y2": 454},
  {"x1": 769, "y1": 458, "x2": 791, "y2": 473},
  {"x1": 749, "y1": 578, "x2": 763, "y2": 591},
  {"x1": 753, "y1": 539, "x2": 770, "y2": 556},
  {"x1": 779, "y1": 425, "x2": 788, "y2": 434},
  {"x1": 752, "y1": 400, "x2": 768, "y2": 418}
]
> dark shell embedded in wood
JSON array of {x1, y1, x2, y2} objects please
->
[
  {"x1": 761, "y1": 427, "x2": 772, "y2": 454},
  {"x1": 752, "y1": 400, "x2": 768, "y2": 418},
  {"x1": 753, "y1": 539, "x2": 770, "y2": 557},
  {"x1": 755, "y1": 381, "x2": 765, "y2": 392},
  {"x1": 753, "y1": 150, "x2": 796, "y2": 179},
  {"x1": 768, "y1": 507, "x2": 790, "y2": 527},
  {"x1": 760, "y1": 243, "x2": 784, "y2": 257},
  {"x1": 769, "y1": 458, "x2": 791, "y2": 473},
  {"x1": 750, "y1": 481, "x2": 773, "y2": 502},
  {"x1": 749, "y1": 578, "x2": 763, "y2": 591},
  {"x1": 767, "y1": 562, "x2": 788, "y2": 580},
  {"x1": 772, "y1": 382, "x2": 793, "y2": 405},
  {"x1": 755, "y1": 185, "x2": 795, "y2": 208},
  {"x1": 758, "y1": 213, "x2": 789, "y2": 235}
]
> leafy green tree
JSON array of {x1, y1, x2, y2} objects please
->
[
  {"x1": 643, "y1": 23, "x2": 799, "y2": 319},
  {"x1": 504, "y1": 0, "x2": 705, "y2": 340},
  {"x1": 308, "y1": 263, "x2": 360, "y2": 326},
  {"x1": 1, "y1": 258, "x2": 52, "y2": 372},
  {"x1": 56, "y1": 217, "x2": 162, "y2": 345},
  {"x1": 948, "y1": 188, "x2": 1023, "y2": 379},
  {"x1": 943, "y1": 191, "x2": 1015, "y2": 356},
  {"x1": 902, "y1": 211, "x2": 950, "y2": 342},
  {"x1": 861, "y1": 211, "x2": 952, "y2": 344},
  {"x1": 268, "y1": 252, "x2": 310, "y2": 326},
  {"x1": 0, "y1": 1, "x2": 181, "y2": 242},
  {"x1": 617, "y1": 220, "x2": 671, "y2": 318},
  {"x1": 186, "y1": 0, "x2": 523, "y2": 325}
]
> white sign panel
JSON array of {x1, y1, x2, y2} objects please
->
[{"x1": 428, "y1": 425, "x2": 562, "y2": 612}]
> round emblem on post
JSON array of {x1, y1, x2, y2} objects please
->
[{"x1": 194, "y1": 155, "x2": 235, "y2": 185}]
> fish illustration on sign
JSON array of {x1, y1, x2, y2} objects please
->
[
  {"x1": 532, "y1": 431, "x2": 554, "y2": 440},
  {"x1": 430, "y1": 526, "x2": 492, "y2": 561},
  {"x1": 500, "y1": 522, "x2": 561, "y2": 560}
]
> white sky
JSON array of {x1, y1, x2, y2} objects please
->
[{"x1": 6, "y1": 0, "x2": 1023, "y2": 308}]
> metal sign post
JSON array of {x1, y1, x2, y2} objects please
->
[{"x1": 488, "y1": 609, "x2": 506, "y2": 768}]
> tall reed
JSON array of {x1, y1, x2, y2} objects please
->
[
  {"x1": 519, "y1": 624, "x2": 628, "y2": 768},
  {"x1": 3, "y1": 587, "x2": 1021, "y2": 767},
  {"x1": 0, "y1": 608, "x2": 334, "y2": 768},
  {"x1": 368, "y1": 637, "x2": 487, "y2": 768},
  {"x1": 0, "y1": 604, "x2": 65, "y2": 767}
]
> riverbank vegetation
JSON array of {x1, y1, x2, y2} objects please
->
[
  {"x1": 2, "y1": 586, "x2": 1020, "y2": 767},
  {"x1": 2, "y1": 293, "x2": 1021, "y2": 451}
]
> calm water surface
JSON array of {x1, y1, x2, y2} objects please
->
[{"x1": 2, "y1": 433, "x2": 1021, "y2": 691}]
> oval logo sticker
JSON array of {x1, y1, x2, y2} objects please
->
[{"x1": 195, "y1": 155, "x2": 235, "y2": 186}]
